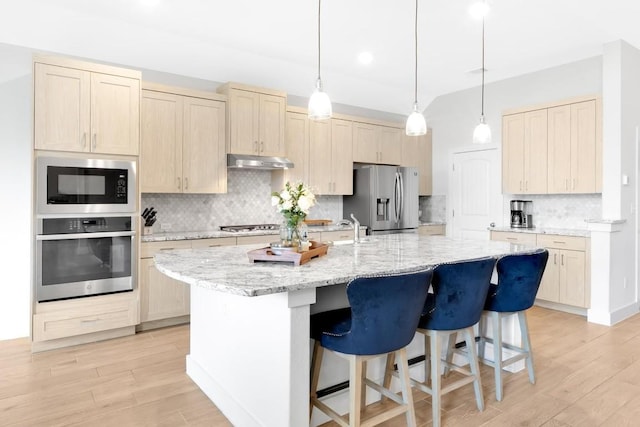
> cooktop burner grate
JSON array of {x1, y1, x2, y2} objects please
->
[{"x1": 219, "y1": 224, "x2": 280, "y2": 233}]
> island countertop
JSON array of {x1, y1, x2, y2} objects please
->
[{"x1": 154, "y1": 234, "x2": 540, "y2": 297}]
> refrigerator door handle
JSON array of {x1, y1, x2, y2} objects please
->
[
  {"x1": 394, "y1": 172, "x2": 400, "y2": 223},
  {"x1": 398, "y1": 171, "x2": 404, "y2": 223}
]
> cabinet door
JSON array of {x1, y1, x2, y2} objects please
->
[
  {"x1": 277, "y1": 111, "x2": 309, "y2": 185},
  {"x1": 331, "y1": 119, "x2": 353, "y2": 195},
  {"x1": 139, "y1": 258, "x2": 189, "y2": 322},
  {"x1": 308, "y1": 119, "x2": 332, "y2": 194},
  {"x1": 571, "y1": 100, "x2": 597, "y2": 193},
  {"x1": 379, "y1": 127, "x2": 402, "y2": 165},
  {"x1": 353, "y1": 122, "x2": 379, "y2": 164},
  {"x1": 523, "y1": 109, "x2": 547, "y2": 194},
  {"x1": 502, "y1": 114, "x2": 525, "y2": 193},
  {"x1": 547, "y1": 105, "x2": 571, "y2": 193},
  {"x1": 90, "y1": 73, "x2": 140, "y2": 155},
  {"x1": 141, "y1": 90, "x2": 183, "y2": 193},
  {"x1": 183, "y1": 97, "x2": 227, "y2": 194},
  {"x1": 418, "y1": 224, "x2": 445, "y2": 235},
  {"x1": 402, "y1": 131, "x2": 432, "y2": 196},
  {"x1": 258, "y1": 94, "x2": 286, "y2": 156},
  {"x1": 229, "y1": 89, "x2": 260, "y2": 154},
  {"x1": 559, "y1": 249, "x2": 586, "y2": 307},
  {"x1": 34, "y1": 63, "x2": 91, "y2": 152},
  {"x1": 537, "y1": 248, "x2": 560, "y2": 302}
]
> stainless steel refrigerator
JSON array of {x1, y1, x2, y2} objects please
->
[{"x1": 343, "y1": 164, "x2": 419, "y2": 234}]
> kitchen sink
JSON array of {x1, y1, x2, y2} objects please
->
[{"x1": 327, "y1": 238, "x2": 372, "y2": 246}]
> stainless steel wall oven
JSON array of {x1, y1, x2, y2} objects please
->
[{"x1": 35, "y1": 156, "x2": 137, "y2": 302}]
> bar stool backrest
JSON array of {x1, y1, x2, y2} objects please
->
[
  {"x1": 421, "y1": 257, "x2": 496, "y2": 331},
  {"x1": 485, "y1": 249, "x2": 549, "y2": 313},
  {"x1": 321, "y1": 270, "x2": 433, "y2": 356}
]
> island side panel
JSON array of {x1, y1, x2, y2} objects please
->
[{"x1": 186, "y1": 284, "x2": 316, "y2": 427}]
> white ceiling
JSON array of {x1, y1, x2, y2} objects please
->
[{"x1": 1, "y1": 0, "x2": 639, "y2": 115}]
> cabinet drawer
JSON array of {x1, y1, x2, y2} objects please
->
[
  {"x1": 490, "y1": 231, "x2": 537, "y2": 245},
  {"x1": 236, "y1": 234, "x2": 278, "y2": 245},
  {"x1": 321, "y1": 230, "x2": 354, "y2": 243},
  {"x1": 191, "y1": 237, "x2": 237, "y2": 248},
  {"x1": 33, "y1": 296, "x2": 137, "y2": 342},
  {"x1": 536, "y1": 234, "x2": 586, "y2": 251},
  {"x1": 141, "y1": 240, "x2": 192, "y2": 258},
  {"x1": 419, "y1": 225, "x2": 445, "y2": 236}
]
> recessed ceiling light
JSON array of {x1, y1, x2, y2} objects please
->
[
  {"x1": 469, "y1": 1, "x2": 490, "y2": 20},
  {"x1": 357, "y1": 52, "x2": 374, "y2": 66}
]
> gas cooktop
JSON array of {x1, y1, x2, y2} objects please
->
[{"x1": 219, "y1": 224, "x2": 280, "y2": 233}]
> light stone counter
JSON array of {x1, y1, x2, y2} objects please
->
[
  {"x1": 141, "y1": 224, "x2": 362, "y2": 243},
  {"x1": 154, "y1": 234, "x2": 541, "y2": 297},
  {"x1": 489, "y1": 226, "x2": 590, "y2": 237}
]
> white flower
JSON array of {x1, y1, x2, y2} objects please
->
[
  {"x1": 281, "y1": 200, "x2": 293, "y2": 210},
  {"x1": 280, "y1": 190, "x2": 292, "y2": 201},
  {"x1": 271, "y1": 196, "x2": 280, "y2": 206},
  {"x1": 298, "y1": 195, "x2": 313, "y2": 212}
]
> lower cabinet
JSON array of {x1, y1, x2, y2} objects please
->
[
  {"x1": 418, "y1": 224, "x2": 445, "y2": 236},
  {"x1": 490, "y1": 231, "x2": 590, "y2": 309},
  {"x1": 32, "y1": 291, "x2": 139, "y2": 352}
]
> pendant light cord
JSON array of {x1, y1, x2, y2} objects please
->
[
  {"x1": 481, "y1": 12, "x2": 485, "y2": 116},
  {"x1": 414, "y1": 0, "x2": 418, "y2": 105},
  {"x1": 317, "y1": 0, "x2": 322, "y2": 81}
]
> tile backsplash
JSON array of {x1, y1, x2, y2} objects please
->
[
  {"x1": 419, "y1": 195, "x2": 447, "y2": 223},
  {"x1": 141, "y1": 169, "x2": 343, "y2": 232},
  {"x1": 503, "y1": 194, "x2": 602, "y2": 229}
]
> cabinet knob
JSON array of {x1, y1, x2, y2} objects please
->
[
  {"x1": 177, "y1": 177, "x2": 181, "y2": 190},
  {"x1": 92, "y1": 134, "x2": 97, "y2": 150},
  {"x1": 185, "y1": 177, "x2": 189, "y2": 190},
  {"x1": 260, "y1": 141, "x2": 264, "y2": 152}
]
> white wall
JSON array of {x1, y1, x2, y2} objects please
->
[
  {"x1": 0, "y1": 44, "x2": 33, "y2": 339},
  {"x1": 425, "y1": 56, "x2": 603, "y2": 196}
]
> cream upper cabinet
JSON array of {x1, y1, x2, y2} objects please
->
[
  {"x1": 402, "y1": 130, "x2": 432, "y2": 196},
  {"x1": 273, "y1": 111, "x2": 309, "y2": 188},
  {"x1": 353, "y1": 122, "x2": 401, "y2": 165},
  {"x1": 502, "y1": 109, "x2": 547, "y2": 194},
  {"x1": 331, "y1": 119, "x2": 354, "y2": 195},
  {"x1": 571, "y1": 100, "x2": 598, "y2": 193},
  {"x1": 503, "y1": 96, "x2": 601, "y2": 195},
  {"x1": 379, "y1": 126, "x2": 403, "y2": 165},
  {"x1": 141, "y1": 85, "x2": 226, "y2": 194},
  {"x1": 547, "y1": 105, "x2": 572, "y2": 193},
  {"x1": 34, "y1": 61, "x2": 140, "y2": 155},
  {"x1": 218, "y1": 83, "x2": 286, "y2": 157}
]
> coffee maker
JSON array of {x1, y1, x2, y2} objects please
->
[{"x1": 510, "y1": 200, "x2": 533, "y2": 228}]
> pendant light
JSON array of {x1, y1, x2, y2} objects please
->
[
  {"x1": 308, "y1": 0, "x2": 332, "y2": 120},
  {"x1": 406, "y1": 0, "x2": 427, "y2": 136},
  {"x1": 472, "y1": 1, "x2": 491, "y2": 144}
]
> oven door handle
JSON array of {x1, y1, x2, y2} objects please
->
[{"x1": 36, "y1": 231, "x2": 135, "y2": 240}]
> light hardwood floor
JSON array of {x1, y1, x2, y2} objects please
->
[{"x1": 2, "y1": 306, "x2": 640, "y2": 426}]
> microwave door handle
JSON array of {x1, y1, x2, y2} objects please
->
[{"x1": 36, "y1": 231, "x2": 136, "y2": 240}]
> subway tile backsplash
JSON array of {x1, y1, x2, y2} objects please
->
[{"x1": 141, "y1": 170, "x2": 343, "y2": 232}]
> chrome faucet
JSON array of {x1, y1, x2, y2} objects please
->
[{"x1": 350, "y1": 213, "x2": 361, "y2": 243}]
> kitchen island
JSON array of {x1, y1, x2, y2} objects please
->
[{"x1": 154, "y1": 234, "x2": 540, "y2": 427}]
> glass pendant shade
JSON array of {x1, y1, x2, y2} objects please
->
[
  {"x1": 406, "y1": 103, "x2": 427, "y2": 136},
  {"x1": 308, "y1": 79, "x2": 332, "y2": 120},
  {"x1": 473, "y1": 115, "x2": 492, "y2": 144}
]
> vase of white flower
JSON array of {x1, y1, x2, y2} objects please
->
[{"x1": 271, "y1": 182, "x2": 316, "y2": 250}]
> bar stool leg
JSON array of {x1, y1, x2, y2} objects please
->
[
  {"x1": 381, "y1": 352, "x2": 395, "y2": 403},
  {"x1": 478, "y1": 314, "x2": 487, "y2": 361},
  {"x1": 443, "y1": 332, "x2": 457, "y2": 377},
  {"x1": 430, "y1": 330, "x2": 442, "y2": 427},
  {"x1": 349, "y1": 355, "x2": 363, "y2": 427},
  {"x1": 464, "y1": 326, "x2": 485, "y2": 411},
  {"x1": 424, "y1": 333, "x2": 431, "y2": 384},
  {"x1": 310, "y1": 341, "x2": 323, "y2": 419},
  {"x1": 396, "y1": 348, "x2": 417, "y2": 427},
  {"x1": 492, "y1": 311, "x2": 504, "y2": 401},
  {"x1": 519, "y1": 311, "x2": 536, "y2": 384}
]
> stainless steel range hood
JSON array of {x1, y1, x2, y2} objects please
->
[{"x1": 227, "y1": 154, "x2": 294, "y2": 170}]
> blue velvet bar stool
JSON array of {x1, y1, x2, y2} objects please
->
[
  {"x1": 404, "y1": 257, "x2": 496, "y2": 427},
  {"x1": 477, "y1": 248, "x2": 549, "y2": 401},
  {"x1": 309, "y1": 269, "x2": 433, "y2": 427}
]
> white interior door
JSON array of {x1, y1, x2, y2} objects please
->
[{"x1": 450, "y1": 147, "x2": 502, "y2": 240}]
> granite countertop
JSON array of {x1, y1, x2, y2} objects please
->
[
  {"x1": 142, "y1": 224, "x2": 364, "y2": 243},
  {"x1": 154, "y1": 234, "x2": 540, "y2": 297},
  {"x1": 489, "y1": 226, "x2": 590, "y2": 237}
]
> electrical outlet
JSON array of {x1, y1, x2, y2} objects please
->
[{"x1": 160, "y1": 223, "x2": 172, "y2": 231}]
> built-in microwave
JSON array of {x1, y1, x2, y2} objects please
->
[{"x1": 36, "y1": 157, "x2": 136, "y2": 214}]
